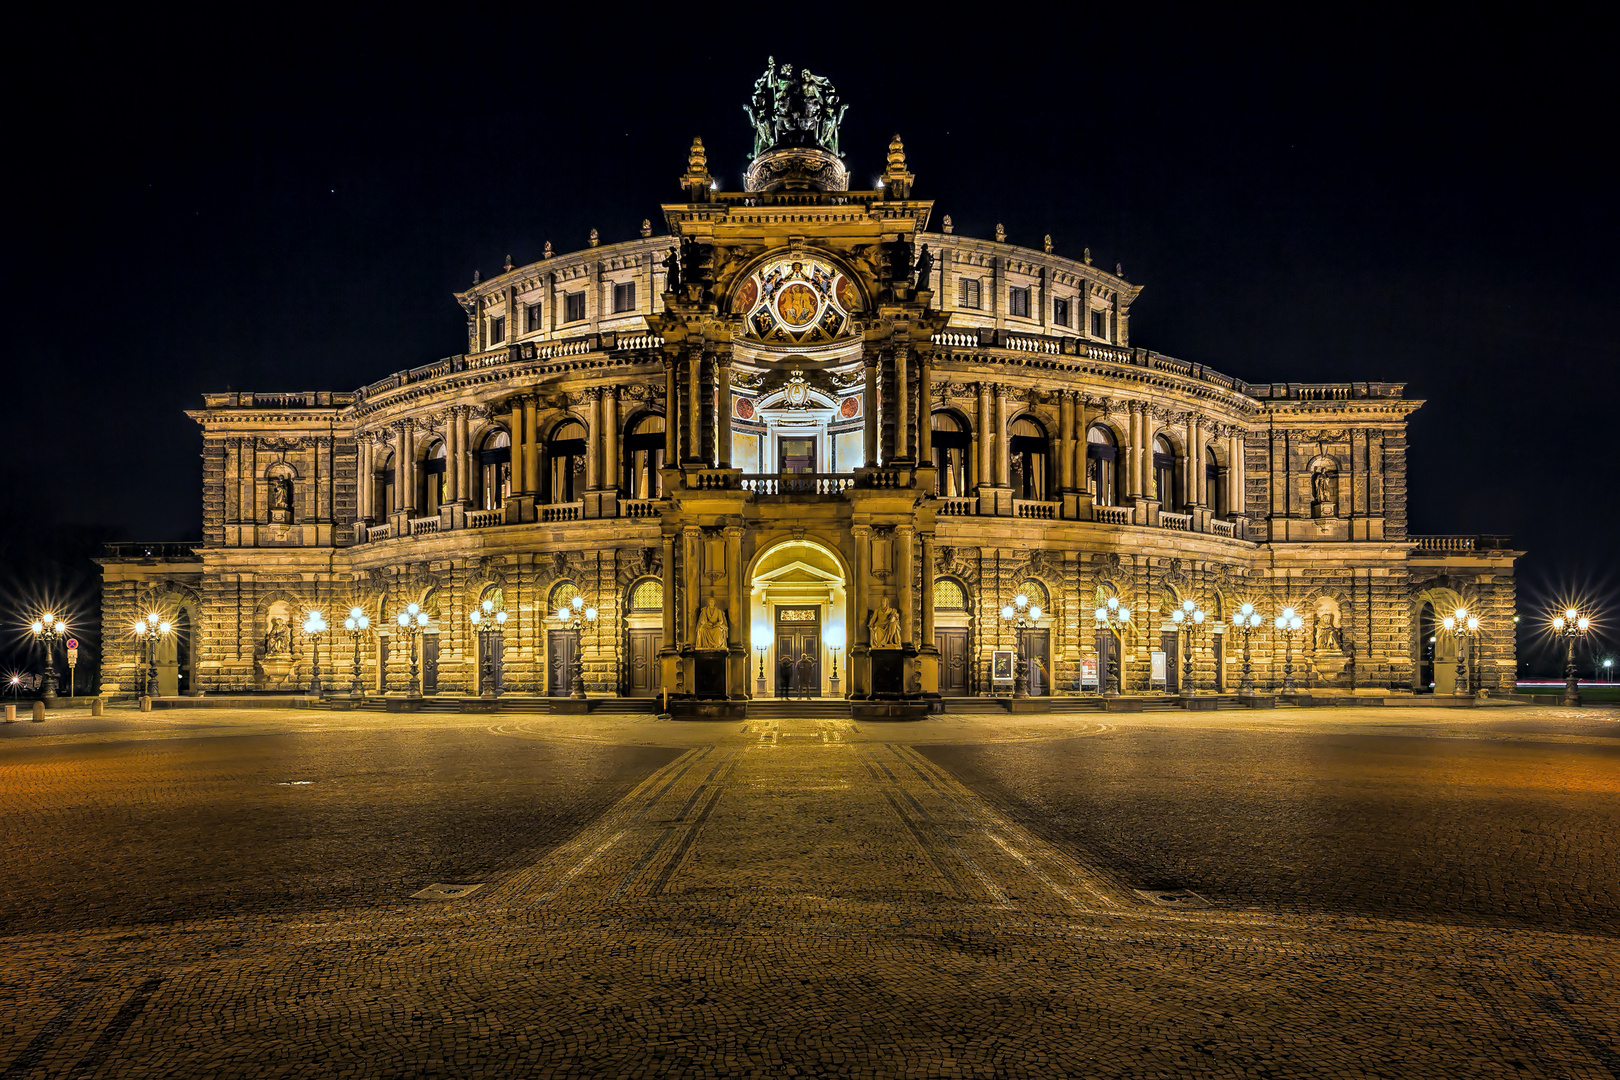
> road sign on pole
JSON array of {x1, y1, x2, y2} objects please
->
[{"x1": 66, "y1": 640, "x2": 78, "y2": 696}]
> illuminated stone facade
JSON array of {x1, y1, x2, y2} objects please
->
[{"x1": 98, "y1": 74, "x2": 1519, "y2": 704}]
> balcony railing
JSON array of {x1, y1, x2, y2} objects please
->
[
  {"x1": 541, "y1": 502, "x2": 583, "y2": 522},
  {"x1": 101, "y1": 542, "x2": 200, "y2": 560},
  {"x1": 937, "y1": 496, "x2": 976, "y2": 516},
  {"x1": 1013, "y1": 499, "x2": 1059, "y2": 520},
  {"x1": 1412, "y1": 534, "x2": 1513, "y2": 553},
  {"x1": 1209, "y1": 518, "x2": 1237, "y2": 538},
  {"x1": 621, "y1": 498, "x2": 662, "y2": 518},
  {"x1": 409, "y1": 516, "x2": 441, "y2": 536},
  {"x1": 740, "y1": 473, "x2": 856, "y2": 496},
  {"x1": 1093, "y1": 505, "x2": 1132, "y2": 526},
  {"x1": 367, "y1": 524, "x2": 392, "y2": 542},
  {"x1": 1159, "y1": 512, "x2": 1192, "y2": 531},
  {"x1": 466, "y1": 508, "x2": 503, "y2": 529}
]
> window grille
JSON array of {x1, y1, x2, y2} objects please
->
[
  {"x1": 629, "y1": 579, "x2": 663, "y2": 611},
  {"x1": 934, "y1": 579, "x2": 966, "y2": 610}
]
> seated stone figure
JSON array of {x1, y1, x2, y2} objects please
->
[
  {"x1": 869, "y1": 598, "x2": 902, "y2": 650},
  {"x1": 694, "y1": 598, "x2": 729, "y2": 652}
]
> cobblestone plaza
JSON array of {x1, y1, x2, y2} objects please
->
[{"x1": 3, "y1": 703, "x2": 1616, "y2": 1078}]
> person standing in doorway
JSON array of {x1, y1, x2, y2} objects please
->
[
  {"x1": 796, "y1": 652, "x2": 815, "y2": 699},
  {"x1": 777, "y1": 651, "x2": 793, "y2": 699}
]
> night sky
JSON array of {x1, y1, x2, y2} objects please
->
[{"x1": 4, "y1": 13, "x2": 1613, "y2": 679}]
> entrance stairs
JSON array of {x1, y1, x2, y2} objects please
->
[{"x1": 746, "y1": 699, "x2": 853, "y2": 720}]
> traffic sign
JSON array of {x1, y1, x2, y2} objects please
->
[{"x1": 66, "y1": 638, "x2": 78, "y2": 649}]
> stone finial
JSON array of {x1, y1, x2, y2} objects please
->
[
  {"x1": 688, "y1": 137, "x2": 707, "y2": 172},
  {"x1": 640, "y1": 218, "x2": 652, "y2": 238},
  {"x1": 543, "y1": 241, "x2": 554, "y2": 259},
  {"x1": 1116, "y1": 262, "x2": 1125, "y2": 277},
  {"x1": 995, "y1": 223, "x2": 1007, "y2": 243},
  {"x1": 504, "y1": 254, "x2": 513, "y2": 272},
  {"x1": 1083, "y1": 246, "x2": 1093, "y2": 266},
  {"x1": 1044, "y1": 234, "x2": 1053, "y2": 254},
  {"x1": 887, "y1": 134, "x2": 906, "y2": 171},
  {"x1": 681, "y1": 137, "x2": 715, "y2": 200},
  {"x1": 881, "y1": 133, "x2": 915, "y2": 199},
  {"x1": 588, "y1": 228, "x2": 600, "y2": 248},
  {"x1": 942, "y1": 215, "x2": 953, "y2": 235},
  {"x1": 472, "y1": 269, "x2": 480, "y2": 284}
]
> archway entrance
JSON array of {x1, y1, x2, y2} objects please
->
[{"x1": 749, "y1": 539, "x2": 847, "y2": 699}]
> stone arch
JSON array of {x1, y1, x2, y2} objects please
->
[
  {"x1": 1410, "y1": 583, "x2": 1466, "y2": 694},
  {"x1": 725, "y1": 245, "x2": 871, "y2": 316}
]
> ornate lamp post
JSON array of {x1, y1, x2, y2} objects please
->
[
  {"x1": 1274, "y1": 606, "x2": 1304, "y2": 695},
  {"x1": 1230, "y1": 602, "x2": 1265, "y2": 696},
  {"x1": 755, "y1": 645, "x2": 768, "y2": 696},
  {"x1": 470, "y1": 598, "x2": 509, "y2": 698},
  {"x1": 29, "y1": 612, "x2": 67, "y2": 705},
  {"x1": 1551, "y1": 607, "x2": 1591, "y2": 706},
  {"x1": 1093, "y1": 596, "x2": 1132, "y2": 696},
  {"x1": 556, "y1": 594, "x2": 597, "y2": 699},
  {"x1": 343, "y1": 607, "x2": 370, "y2": 700},
  {"x1": 999, "y1": 593, "x2": 1044, "y2": 698},
  {"x1": 132, "y1": 611, "x2": 172, "y2": 699},
  {"x1": 1170, "y1": 598, "x2": 1206, "y2": 698},
  {"x1": 302, "y1": 610, "x2": 328, "y2": 697},
  {"x1": 395, "y1": 602, "x2": 429, "y2": 700},
  {"x1": 1441, "y1": 607, "x2": 1480, "y2": 696}
]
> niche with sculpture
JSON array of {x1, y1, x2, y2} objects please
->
[
  {"x1": 1308, "y1": 456, "x2": 1339, "y2": 519},
  {"x1": 256, "y1": 599, "x2": 299, "y2": 689},
  {"x1": 1309, "y1": 595, "x2": 1351, "y2": 686},
  {"x1": 266, "y1": 463, "x2": 297, "y2": 524}
]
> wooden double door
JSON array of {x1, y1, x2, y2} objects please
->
[
  {"x1": 935, "y1": 628, "x2": 970, "y2": 696},
  {"x1": 626, "y1": 628, "x2": 663, "y2": 697},
  {"x1": 548, "y1": 630, "x2": 577, "y2": 697},
  {"x1": 775, "y1": 607, "x2": 820, "y2": 697}
]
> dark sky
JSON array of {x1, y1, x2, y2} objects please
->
[{"x1": 3, "y1": 11, "x2": 1613, "y2": 676}]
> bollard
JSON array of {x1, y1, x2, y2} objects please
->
[
  {"x1": 31, "y1": 701, "x2": 46, "y2": 723},
  {"x1": 91, "y1": 698, "x2": 104, "y2": 717},
  {"x1": 140, "y1": 696, "x2": 152, "y2": 713},
  {"x1": 4, "y1": 703, "x2": 13, "y2": 723}
]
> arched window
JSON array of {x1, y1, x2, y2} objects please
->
[
  {"x1": 931, "y1": 411, "x2": 971, "y2": 497},
  {"x1": 623, "y1": 413, "x2": 665, "y2": 500},
  {"x1": 478, "y1": 430, "x2": 511, "y2": 511},
  {"x1": 1205, "y1": 445, "x2": 1223, "y2": 516},
  {"x1": 544, "y1": 419, "x2": 587, "y2": 504},
  {"x1": 1017, "y1": 579, "x2": 1049, "y2": 610},
  {"x1": 421, "y1": 442, "x2": 448, "y2": 515},
  {"x1": 1008, "y1": 417, "x2": 1050, "y2": 501},
  {"x1": 549, "y1": 580, "x2": 580, "y2": 618},
  {"x1": 1086, "y1": 426, "x2": 1120, "y2": 507},
  {"x1": 1153, "y1": 435, "x2": 1177, "y2": 509},
  {"x1": 373, "y1": 451, "x2": 396, "y2": 520},
  {"x1": 629, "y1": 578, "x2": 664, "y2": 611},
  {"x1": 933, "y1": 578, "x2": 967, "y2": 611}
]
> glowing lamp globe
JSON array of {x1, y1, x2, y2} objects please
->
[
  {"x1": 495, "y1": 611, "x2": 507, "y2": 626},
  {"x1": 1193, "y1": 609, "x2": 1205, "y2": 624},
  {"x1": 1442, "y1": 615, "x2": 1456, "y2": 631},
  {"x1": 1578, "y1": 617, "x2": 1590, "y2": 630},
  {"x1": 1015, "y1": 594, "x2": 1029, "y2": 610},
  {"x1": 1030, "y1": 605, "x2": 1042, "y2": 620},
  {"x1": 396, "y1": 612, "x2": 409, "y2": 628},
  {"x1": 572, "y1": 595, "x2": 584, "y2": 611},
  {"x1": 1172, "y1": 609, "x2": 1185, "y2": 624},
  {"x1": 585, "y1": 607, "x2": 598, "y2": 622},
  {"x1": 1553, "y1": 616, "x2": 1566, "y2": 631},
  {"x1": 1119, "y1": 607, "x2": 1132, "y2": 622},
  {"x1": 158, "y1": 621, "x2": 172, "y2": 635},
  {"x1": 31, "y1": 621, "x2": 43, "y2": 634},
  {"x1": 469, "y1": 610, "x2": 481, "y2": 626},
  {"x1": 1094, "y1": 607, "x2": 1108, "y2": 622},
  {"x1": 482, "y1": 598, "x2": 495, "y2": 614},
  {"x1": 1467, "y1": 616, "x2": 1479, "y2": 631},
  {"x1": 1107, "y1": 597, "x2": 1119, "y2": 611},
  {"x1": 557, "y1": 607, "x2": 569, "y2": 622},
  {"x1": 1566, "y1": 608, "x2": 1579, "y2": 621},
  {"x1": 345, "y1": 616, "x2": 357, "y2": 631}
]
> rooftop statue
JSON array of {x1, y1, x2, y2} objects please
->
[{"x1": 744, "y1": 57, "x2": 848, "y2": 159}]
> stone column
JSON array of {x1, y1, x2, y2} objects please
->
[
  {"x1": 920, "y1": 532, "x2": 936, "y2": 645},
  {"x1": 444, "y1": 412, "x2": 459, "y2": 507},
  {"x1": 1126, "y1": 403, "x2": 1142, "y2": 498},
  {"x1": 863, "y1": 348, "x2": 879, "y2": 466},
  {"x1": 457, "y1": 407, "x2": 472, "y2": 503},
  {"x1": 661, "y1": 532, "x2": 677, "y2": 645},
  {"x1": 1187, "y1": 413, "x2": 1201, "y2": 507},
  {"x1": 585, "y1": 388, "x2": 602, "y2": 491},
  {"x1": 851, "y1": 524, "x2": 872, "y2": 698},
  {"x1": 976, "y1": 382, "x2": 992, "y2": 490},
  {"x1": 1058, "y1": 391, "x2": 1075, "y2": 491},
  {"x1": 522, "y1": 396, "x2": 540, "y2": 495},
  {"x1": 916, "y1": 348, "x2": 932, "y2": 463},
  {"x1": 895, "y1": 345, "x2": 910, "y2": 460},
  {"x1": 717, "y1": 354, "x2": 733, "y2": 468},
  {"x1": 1230, "y1": 432, "x2": 1245, "y2": 515},
  {"x1": 994, "y1": 385, "x2": 1010, "y2": 486},
  {"x1": 508, "y1": 400, "x2": 526, "y2": 494},
  {"x1": 664, "y1": 353, "x2": 679, "y2": 463},
  {"x1": 394, "y1": 423, "x2": 409, "y2": 513},
  {"x1": 725, "y1": 524, "x2": 745, "y2": 699},
  {"x1": 604, "y1": 387, "x2": 619, "y2": 498},
  {"x1": 685, "y1": 350, "x2": 702, "y2": 463},
  {"x1": 897, "y1": 524, "x2": 915, "y2": 650},
  {"x1": 356, "y1": 435, "x2": 371, "y2": 522}
]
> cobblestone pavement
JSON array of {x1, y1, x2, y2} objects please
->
[{"x1": 1, "y1": 704, "x2": 1617, "y2": 1078}]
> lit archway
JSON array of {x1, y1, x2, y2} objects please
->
[{"x1": 746, "y1": 538, "x2": 849, "y2": 699}]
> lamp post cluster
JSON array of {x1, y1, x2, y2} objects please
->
[
  {"x1": 29, "y1": 612, "x2": 67, "y2": 704},
  {"x1": 302, "y1": 611, "x2": 328, "y2": 697},
  {"x1": 1274, "y1": 607, "x2": 1304, "y2": 695},
  {"x1": 396, "y1": 602, "x2": 430, "y2": 700},
  {"x1": 556, "y1": 594, "x2": 597, "y2": 699},
  {"x1": 1441, "y1": 607, "x2": 1480, "y2": 696},
  {"x1": 1231, "y1": 602, "x2": 1264, "y2": 695},
  {"x1": 131, "y1": 611, "x2": 172, "y2": 699},
  {"x1": 1552, "y1": 607, "x2": 1591, "y2": 706},
  {"x1": 1093, "y1": 596, "x2": 1132, "y2": 696},
  {"x1": 1171, "y1": 599, "x2": 1206, "y2": 697},
  {"x1": 999, "y1": 593, "x2": 1044, "y2": 698},
  {"x1": 344, "y1": 607, "x2": 371, "y2": 699},
  {"x1": 470, "y1": 599, "x2": 509, "y2": 698}
]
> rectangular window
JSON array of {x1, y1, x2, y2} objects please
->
[
  {"x1": 1091, "y1": 308, "x2": 1108, "y2": 339},
  {"x1": 565, "y1": 291, "x2": 586, "y2": 322},
  {"x1": 488, "y1": 315, "x2": 505, "y2": 344},
  {"x1": 525, "y1": 303, "x2": 542, "y2": 332},
  {"x1": 958, "y1": 278, "x2": 981, "y2": 309},
  {"x1": 1053, "y1": 297, "x2": 1069, "y2": 326},
  {"x1": 1008, "y1": 286, "x2": 1030, "y2": 318},
  {"x1": 612, "y1": 281, "x2": 635, "y2": 313}
]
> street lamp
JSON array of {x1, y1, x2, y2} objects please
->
[
  {"x1": 1551, "y1": 607, "x2": 1591, "y2": 706},
  {"x1": 470, "y1": 598, "x2": 509, "y2": 698},
  {"x1": 343, "y1": 606, "x2": 370, "y2": 699},
  {"x1": 395, "y1": 602, "x2": 430, "y2": 700},
  {"x1": 1230, "y1": 602, "x2": 1265, "y2": 696},
  {"x1": 1274, "y1": 606, "x2": 1304, "y2": 695},
  {"x1": 1093, "y1": 596, "x2": 1132, "y2": 696},
  {"x1": 556, "y1": 594, "x2": 597, "y2": 699},
  {"x1": 302, "y1": 610, "x2": 328, "y2": 697},
  {"x1": 755, "y1": 645, "x2": 768, "y2": 696},
  {"x1": 1170, "y1": 598, "x2": 1206, "y2": 698},
  {"x1": 29, "y1": 612, "x2": 67, "y2": 705},
  {"x1": 1441, "y1": 607, "x2": 1481, "y2": 696},
  {"x1": 1000, "y1": 592, "x2": 1044, "y2": 698},
  {"x1": 132, "y1": 611, "x2": 172, "y2": 699}
]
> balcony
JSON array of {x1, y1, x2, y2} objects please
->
[
  {"x1": 1411, "y1": 534, "x2": 1514, "y2": 554},
  {"x1": 741, "y1": 474, "x2": 856, "y2": 496}
]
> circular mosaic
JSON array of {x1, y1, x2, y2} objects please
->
[
  {"x1": 839, "y1": 396, "x2": 860, "y2": 419},
  {"x1": 734, "y1": 256, "x2": 861, "y2": 345},
  {"x1": 775, "y1": 283, "x2": 819, "y2": 327},
  {"x1": 736, "y1": 397, "x2": 755, "y2": 420}
]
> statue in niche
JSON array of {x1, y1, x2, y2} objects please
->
[
  {"x1": 869, "y1": 597, "x2": 902, "y2": 650},
  {"x1": 694, "y1": 598, "x2": 729, "y2": 652},
  {"x1": 264, "y1": 615, "x2": 293, "y2": 658},
  {"x1": 268, "y1": 474, "x2": 293, "y2": 523},
  {"x1": 663, "y1": 247, "x2": 681, "y2": 292},
  {"x1": 1313, "y1": 597, "x2": 1344, "y2": 653},
  {"x1": 1311, "y1": 465, "x2": 1338, "y2": 518},
  {"x1": 914, "y1": 244, "x2": 934, "y2": 292}
]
